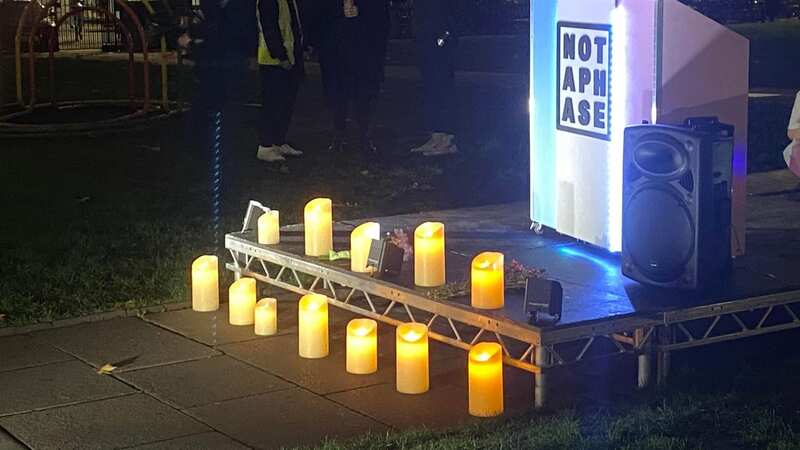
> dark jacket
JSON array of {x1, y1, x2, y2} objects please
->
[
  {"x1": 413, "y1": 0, "x2": 456, "y2": 41},
  {"x1": 198, "y1": 0, "x2": 258, "y2": 63},
  {"x1": 258, "y1": 0, "x2": 304, "y2": 65},
  {"x1": 313, "y1": 0, "x2": 390, "y2": 102}
]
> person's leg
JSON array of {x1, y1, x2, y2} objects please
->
[
  {"x1": 328, "y1": 94, "x2": 348, "y2": 151},
  {"x1": 275, "y1": 69, "x2": 304, "y2": 155},
  {"x1": 411, "y1": 41, "x2": 453, "y2": 153},
  {"x1": 429, "y1": 46, "x2": 457, "y2": 136},
  {"x1": 258, "y1": 66, "x2": 288, "y2": 161},
  {"x1": 356, "y1": 94, "x2": 376, "y2": 153},
  {"x1": 421, "y1": 45, "x2": 458, "y2": 155}
]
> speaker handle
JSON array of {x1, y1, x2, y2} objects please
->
[{"x1": 683, "y1": 116, "x2": 719, "y2": 128}]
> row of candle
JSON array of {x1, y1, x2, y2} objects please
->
[
  {"x1": 297, "y1": 293, "x2": 504, "y2": 417},
  {"x1": 192, "y1": 263, "x2": 503, "y2": 416},
  {"x1": 256, "y1": 198, "x2": 507, "y2": 310}
]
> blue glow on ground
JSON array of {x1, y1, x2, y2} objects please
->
[{"x1": 558, "y1": 245, "x2": 620, "y2": 276}]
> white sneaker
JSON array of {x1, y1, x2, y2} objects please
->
[
  {"x1": 410, "y1": 133, "x2": 444, "y2": 153},
  {"x1": 278, "y1": 143, "x2": 304, "y2": 156},
  {"x1": 423, "y1": 134, "x2": 459, "y2": 156},
  {"x1": 257, "y1": 145, "x2": 286, "y2": 162}
]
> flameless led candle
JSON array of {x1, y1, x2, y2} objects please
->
[
  {"x1": 298, "y1": 294, "x2": 329, "y2": 358},
  {"x1": 350, "y1": 222, "x2": 381, "y2": 273},
  {"x1": 258, "y1": 210, "x2": 280, "y2": 245},
  {"x1": 396, "y1": 323, "x2": 429, "y2": 394},
  {"x1": 191, "y1": 255, "x2": 219, "y2": 312},
  {"x1": 414, "y1": 222, "x2": 445, "y2": 287},
  {"x1": 304, "y1": 198, "x2": 333, "y2": 257},
  {"x1": 346, "y1": 318, "x2": 378, "y2": 374},
  {"x1": 254, "y1": 298, "x2": 278, "y2": 336},
  {"x1": 471, "y1": 252, "x2": 505, "y2": 310},
  {"x1": 468, "y1": 342, "x2": 504, "y2": 417},
  {"x1": 229, "y1": 278, "x2": 256, "y2": 326}
]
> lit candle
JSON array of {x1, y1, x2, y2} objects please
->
[
  {"x1": 304, "y1": 198, "x2": 333, "y2": 257},
  {"x1": 191, "y1": 255, "x2": 219, "y2": 312},
  {"x1": 350, "y1": 222, "x2": 381, "y2": 273},
  {"x1": 468, "y1": 342, "x2": 504, "y2": 417},
  {"x1": 254, "y1": 298, "x2": 278, "y2": 336},
  {"x1": 229, "y1": 278, "x2": 256, "y2": 326},
  {"x1": 396, "y1": 323, "x2": 429, "y2": 394},
  {"x1": 346, "y1": 318, "x2": 378, "y2": 374},
  {"x1": 471, "y1": 252, "x2": 505, "y2": 310},
  {"x1": 258, "y1": 210, "x2": 280, "y2": 245},
  {"x1": 298, "y1": 294, "x2": 329, "y2": 358},
  {"x1": 414, "y1": 222, "x2": 446, "y2": 287}
]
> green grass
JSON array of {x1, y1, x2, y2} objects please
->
[
  {"x1": 0, "y1": 55, "x2": 530, "y2": 326},
  {"x1": 304, "y1": 382, "x2": 800, "y2": 450}
]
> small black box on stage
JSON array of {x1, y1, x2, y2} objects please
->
[
  {"x1": 523, "y1": 278, "x2": 563, "y2": 325},
  {"x1": 367, "y1": 237, "x2": 404, "y2": 277}
]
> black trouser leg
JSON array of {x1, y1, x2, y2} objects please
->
[
  {"x1": 418, "y1": 43, "x2": 456, "y2": 135},
  {"x1": 355, "y1": 95, "x2": 373, "y2": 142},
  {"x1": 276, "y1": 69, "x2": 300, "y2": 146},
  {"x1": 259, "y1": 66, "x2": 295, "y2": 147},
  {"x1": 332, "y1": 95, "x2": 348, "y2": 138}
]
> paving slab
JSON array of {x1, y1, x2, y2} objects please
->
[
  {"x1": 328, "y1": 353, "x2": 537, "y2": 430},
  {"x1": 0, "y1": 427, "x2": 26, "y2": 450},
  {"x1": 0, "y1": 360, "x2": 134, "y2": 416},
  {"x1": 187, "y1": 387, "x2": 385, "y2": 449},
  {"x1": 0, "y1": 334, "x2": 73, "y2": 372},
  {"x1": 0, "y1": 394, "x2": 208, "y2": 450},
  {"x1": 145, "y1": 298, "x2": 362, "y2": 347},
  {"x1": 35, "y1": 317, "x2": 219, "y2": 372},
  {"x1": 144, "y1": 301, "x2": 298, "y2": 346},
  {"x1": 220, "y1": 322, "x2": 463, "y2": 395},
  {"x1": 428, "y1": 357, "x2": 537, "y2": 414},
  {"x1": 126, "y1": 432, "x2": 250, "y2": 450},
  {"x1": 327, "y1": 381, "x2": 476, "y2": 430},
  {"x1": 119, "y1": 355, "x2": 293, "y2": 409}
]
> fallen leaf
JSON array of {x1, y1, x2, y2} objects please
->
[{"x1": 97, "y1": 363, "x2": 116, "y2": 375}]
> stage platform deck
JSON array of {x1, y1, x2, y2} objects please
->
[{"x1": 225, "y1": 171, "x2": 800, "y2": 406}]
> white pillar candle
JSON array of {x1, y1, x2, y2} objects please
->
[
  {"x1": 471, "y1": 252, "x2": 505, "y2": 310},
  {"x1": 304, "y1": 198, "x2": 333, "y2": 257},
  {"x1": 298, "y1": 294, "x2": 329, "y2": 358},
  {"x1": 414, "y1": 222, "x2": 446, "y2": 287},
  {"x1": 346, "y1": 318, "x2": 378, "y2": 374},
  {"x1": 254, "y1": 298, "x2": 278, "y2": 336},
  {"x1": 468, "y1": 342, "x2": 504, "y2": 417},
  {"x1": 192, "y1": 255, "x2": 219, "y2": 312},
  {"x1": 258, "y1": 210, "x2": 280, "y2": 245},
  {"x1": 396, "y1": 323, "x2": 429, "y2": 394},
  {"x1": 229, "y1": 278, "x2": 256, "y2": 326},
  {"x1": 350, "y1": 222, "x2": 381, "y2": 273}
]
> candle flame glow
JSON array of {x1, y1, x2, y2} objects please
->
[
  {"x1": 402, "y1": 330, "x2": 423, "y2": 342},
  {"x1": 475, "y1": 352, "x2": 492, "y2": 362},
  {"x1": 470, "y1": 342, "x2": 502, "y2": 363}
]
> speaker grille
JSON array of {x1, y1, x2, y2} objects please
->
[
  {"x1": 624, "y1": 186, "x2": 695, "y2": 283},
  {"x1": 632, "y1": 133, "x2": 689, "y2": 179}
]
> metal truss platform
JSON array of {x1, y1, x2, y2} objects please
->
[{"x1": 225, "y1": 202, "x2": 800, "y2": 408}]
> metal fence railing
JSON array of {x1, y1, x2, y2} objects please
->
[{"x1": 53, "y1": 0, "x2": 122, "y2": 51}]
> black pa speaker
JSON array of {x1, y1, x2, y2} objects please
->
[{"x1": 622, "y1": 117, "x2": 734, "y2": 290}]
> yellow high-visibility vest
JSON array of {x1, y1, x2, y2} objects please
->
[{"x1": 257, "y1": 0, "x2": 295, "y2": 66}]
